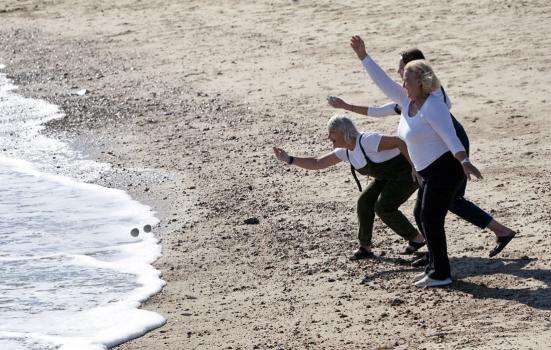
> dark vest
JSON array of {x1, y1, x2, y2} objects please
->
[{"x1": 347, "y1": 134, "x2": 411, "y2": 192}]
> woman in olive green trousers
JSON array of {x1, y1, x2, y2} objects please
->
[{"x1": 273, "y1": 114, "x2": 425, "y2": 260}]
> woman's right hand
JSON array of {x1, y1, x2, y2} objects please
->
[
  {"x1": 327, "y1": 96, "x2": 347, "y2": 109},
  {"x1": 462, "y1": 161, "x2": 483, "y2": 180},
  {"x1": 273, "y1": 147, "x2": 291, "y2": 164}
]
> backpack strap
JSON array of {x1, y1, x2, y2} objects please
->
[
  {"x1": 347, "y1": 134, "x2": 370, "y2": 192},
  {"x1": 358, "y1": 134, "x2": 370, "y2": 163},
  {"x1": 347, "y1": 149, "x2": 363, "y2": 192},
  {"x1": 393, "y1": 104, "x2": 402, "y2": 115},
  {"x1": 441, "y1": 86, "x2": 448, "y2": 104},
  {"x1": 440, "y1": 86, "x2": 469, "y2": 153}
]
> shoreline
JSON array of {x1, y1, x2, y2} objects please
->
[
  {"x1": 1, "y1": 1, "x2": 551, "y2": 349},
  {"x1": 0, "y1": 63, "x2": 167, "y2": 349}
]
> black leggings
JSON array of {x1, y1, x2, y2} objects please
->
[{"x1": 414, "y1": 152, "x2": 465, "y2": 280}]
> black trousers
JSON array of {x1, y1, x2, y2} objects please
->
[
  {"x1": 414, "y1": 152, "x2": 465, "y2": 280},
  {"x1": 449, "y1": 179, "x2": 493, "y2": 229},
  {"x1": 450, "y1": 117, "x2": 493, "y2": 228}
]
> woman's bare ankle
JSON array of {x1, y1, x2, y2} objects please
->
[{"x1": 487, "y1": 220, "x2": 514, "y2": 237}]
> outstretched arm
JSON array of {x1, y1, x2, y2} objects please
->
[
  {"x1": 367, "y1": 102, "x2": 401, "y2": 117},
  {"x1": 327, "y1": 96, "x2": 368, "y2": 115},
  {"x1": 273, "y1": 147, "x2": 341, "y2": 170},
  {"x1": 327, "y1": 96, "x2": 398, "y2": 118},
  {"x1": 350, "y1": 35, "x2": 407, "y2": 105}
]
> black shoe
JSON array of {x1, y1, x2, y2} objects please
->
[
  {"x1": 489, "y1": 231, "x2": 516, "y2": 257},
  {"x1": 411, "y1": 254, "x2": 429, "y2": 267},
  {"x1": 350, "y1": 247, "x2": 375, "y2": 261},
  {"x1": 400, "y1": 240, "x2": 426, "y2": 255}
]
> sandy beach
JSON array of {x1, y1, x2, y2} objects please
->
[{"x1": 1, "y1": 0, "x2": 551, "y2": 348}]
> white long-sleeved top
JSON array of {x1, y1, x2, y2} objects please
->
[
  {"x1": 333, "y1": 132, "x2": 400, "y2": 168},
  {"x1": 367, "y1": 89, "x2": 452, "y2": 117},
  {"x1": 367, "y1": 102, "x2": 400, "y2": 117},
  {"x1": 361, "y1": 56, "x2": 464, "y2": 171}
]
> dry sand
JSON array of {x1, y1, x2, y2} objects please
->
[{"x1": 1, "y1": 0, "x2": 551, "y2": 349}]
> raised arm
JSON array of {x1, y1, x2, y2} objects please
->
[
  {"x1": 350, "y1": 36, "x2": 407, "y2": 105},
  {"x1": 273, "y1": 147, "x2": 341, "y2": 170}
]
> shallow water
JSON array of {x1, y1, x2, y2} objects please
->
[{"x1": 0, "y1": 67, "x2": 165, "y2": 349}]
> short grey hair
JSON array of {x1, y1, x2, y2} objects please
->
[{"x1": 327, "y1": 114, "x2": 359, "y2": 144}]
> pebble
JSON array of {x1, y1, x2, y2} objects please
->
[{"x1": 244, "y1": 217, "x2": 259, "y2": 225}]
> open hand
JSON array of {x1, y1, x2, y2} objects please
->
[
  {"x1": 273, "y1": 147, "x2": 291, "y2": 164},
  {"x1": 350, "y1": 35, "x2": 368, "y2": 61},
  {"x1": 327, "y1": 96, "x2": 347, "y2": 109},
  {"x1": 462, "y1": 161, "x2": 483, "y2": 180}
]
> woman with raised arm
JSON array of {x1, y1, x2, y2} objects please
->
[
  {"x1": 273, "y1": 115, "x2": 425, "y2": 260},
  {"x1": 328, "y1": 44, "x2": 515, "y2": 263},
  {"x1": 345, "y1": 35, "x2": 485, "y2": 288}
]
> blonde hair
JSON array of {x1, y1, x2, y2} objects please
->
[
  {"x1": 327, "y1": 114, "x2": 359, "y2": 144},
  {"x1": 404, "y1": 59, "x2": 441, "y2": 96}
]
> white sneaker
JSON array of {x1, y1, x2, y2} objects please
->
[
  {"x1": 414, "y1": 276, "x2": 452, "y2": 288},
  {"x1": 413, "y1": 272, "x2": 427, "y2": 282}
]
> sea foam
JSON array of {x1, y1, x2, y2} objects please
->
[{"x1": 0, "y1": 66, "x2": 166, "y2": 349}]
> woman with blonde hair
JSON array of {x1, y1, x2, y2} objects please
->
[
  {"x1": 273, "y1": 114, "x2": 425, "y2": 260},
  {"x1": 346, "y1": 35, "x2": 483, "y2": 288},
  {"x1": 328, "y1": 46, "x2": 515, "y2": 262}
]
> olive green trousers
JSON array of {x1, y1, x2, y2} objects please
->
[{"x1": 356, "y1": 165, "x2": 418, "y2": 247}]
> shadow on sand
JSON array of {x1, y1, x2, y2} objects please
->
[
  {"x1": 358, "y1": 253, "x2": 420, "y2": 283},
  {"x1": 361, "y1": 254, "x2": 551, "y2": 310},
  {"x1": 451, "y1": 256, "x2": 551, "y2": 310}
]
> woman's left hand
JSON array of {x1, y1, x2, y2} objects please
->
[{"x1": 462, "y1": 161, "x2": 483, "y2": 180}]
